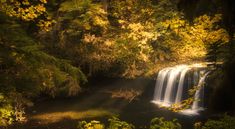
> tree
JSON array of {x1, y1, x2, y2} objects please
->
[{"x1": 0, "y1": 1, "x2": 87, "y2": 126}]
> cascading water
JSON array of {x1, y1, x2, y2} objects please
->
[
  {"x1": 152, "y1": 64, "x2": 209, "y2": 115},
  {"x1": 175, "y1": 67, "x2": 190, "y2": 103},
  {"x1": 153, "y1": 69, "x2": 171, "y2": 103},
  {"x1": 192, "y1": 71, "x2": 210, "y2": 110}
]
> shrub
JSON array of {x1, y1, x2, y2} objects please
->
[
  {"x1": 78, "y1": 117, "x2": 134, "y2": 129},
  {"x1": 198, "y1": 114, "x2": 235, "y2": 129},
  {"x1": 150, "y1": 117, "x2": 181, "y2": 129},
  {"x1": 108, "y1": 117, "x2": 135, "y2": 129},
  {"x1": 78, "y1": 120, "x2": 105, "y2": 129}
]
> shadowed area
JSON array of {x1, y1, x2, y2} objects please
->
[
  {"x1": 9, "y1": 78, "x2": 205, "y2": 129},
  {"x1": 10, "y1": 78, "x2": 153, "y2": 129}
]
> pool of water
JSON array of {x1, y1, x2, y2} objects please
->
[{"x1": 10, "y1": 78, "x2": 208, "y2": 129}]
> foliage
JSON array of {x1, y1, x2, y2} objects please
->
[
  {"x1": 37, "y1": 0, "x2": 230, "y2": 78},
  {"x1": 195, "y1": 114, "x2": 235, "y2": 129},
  {"x1": 0, "y1": 94, "x2": 14, "y2": 126},
  {"x1": 150, "y1": 117, "x2": 181, "y2": 129},
  {"x1": 0, "y1": 1, "x2": 86, "y2": 126},
  {"x1": 0, "y1": 0, "x2": 231, "y2": 90},
  {"x1": 78, "y1": 117, "x2": 134, "y2": 129},
  {"x1": 108, "y1": 0, "x2": 157, "y2": 77},
  {"x1": 206, "y1": 40, "x2": 223, "y2": 64},
  {"x1": 0, "y1": 0, "x2": 54, "y2": 31},
  {"x1": 157, "y1": 13, "x2": 229, "y2": 61},
  {"x1": 45, "y1": 0, "x2": 113, "y2": 76},
  {"x1": 0, "y1": 18, "x2": 86, "y2": 98},
  {"x1": 168, "y1": 98, "x2": 194, "y2": 112},
  {"x1": 77, "y1": 117, "x2": 182, "y2": 129},
  {"x1": 107, "y1": 117, "x2": 135, "y2": 129},
  {"x1": 0, "y1": 0, "x2": 234, "y2": 127},
  {"x1": 0, "y1": 0, "x2": 47, "y2": 21},
  {"x1": 0, "y1": 92, "x2": 29, "y2": 126},
  {"x1": 78, "y1": 120, "x2": 105, "y2": 129},
  {"x1": 39, "y1": 0, "x2": 163, "y2": 77}
]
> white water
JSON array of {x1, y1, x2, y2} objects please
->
[
  {"x1": 152, "y1": 64, "x2": 209, "y2": 115},
  {"x1": 192, "y1": 71, "x2": 210, "y2": 110},
  {"x1": 175, "y1": 67, "x2": 190, "y2": 103},
  {"x1": 163, "y1": 66, "x2": 186, "y2": 106},
  {"x1": 180, "y1": 71, "x2": 210, "y2": 115},
  {"x1": 153, "y1": 69, "x2": 171, "y2": 102}
]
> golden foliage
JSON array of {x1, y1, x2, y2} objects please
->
[
  {"x1": 0, "y1": 0, "x2": 55, "y2": 32},
  {"x1": 0, "y1": 0, "x2": 47, "y2": 21},
  {"x1": 159, "y1": 14, "x2": 229, "y2": 61}
]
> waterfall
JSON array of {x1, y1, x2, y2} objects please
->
[
  {"x1": 152, "y1": 64, "x2": 209, "y2": 115},
  {"x1": 192, "y1": 71, "x2": 210, "y2": 110},
  {"x1": 163, "y1": 66, "x2": 186, "y2": 106},
  {"x1": 153, "y1": 69, "x2": 171, "y2": 102},
  {"x1": 175, "y1": 67, "x2": 190, "y2": 103}
]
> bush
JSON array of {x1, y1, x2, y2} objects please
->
[
  {"x1": 150, "y1": 117, "x2": 181, "y2": 129},
  {"x1": 0, "y1": 94, "x2": 14, "y2": 126},
  {"x1": 78, "y1": 120, "x2": 105, "y2": 129},
  {"x1": 108, "y1": 117, "x2": 135, "y2": 129},
  {"x1": 0, "y1": 92, "x2": 28, "y2": 127},
  {"x1": 78, "y1": 117, "x2": 134, "y2": 129},
  {"x1": 198, "y1": 114, "x2": 235, "y2": 129},
  {"x1": 78, "y1": 117, "x2": 182, "y2": 129}
]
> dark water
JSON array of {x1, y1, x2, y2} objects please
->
[
  {"x1": 10, "y1": 78, "x2": 207, "y2": 129},
  {"x1": 118, "y1": 78, "x2": 205, "y2": 129}
]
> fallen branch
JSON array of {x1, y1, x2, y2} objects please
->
[{"x1": 105, "y1": 89, "x2": 141, "y2": 103}]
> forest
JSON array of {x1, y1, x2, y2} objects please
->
[{"x1": 0, "y1": 0, "x2": 235, "y2": 129}]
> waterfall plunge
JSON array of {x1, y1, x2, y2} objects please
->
[{"x1": 152, "y1": 64, "x2": 209, "y2": 115}]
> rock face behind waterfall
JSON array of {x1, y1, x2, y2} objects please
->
[{"x1": 152, "y1": 64, "x2": 210, "y2": 115}]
